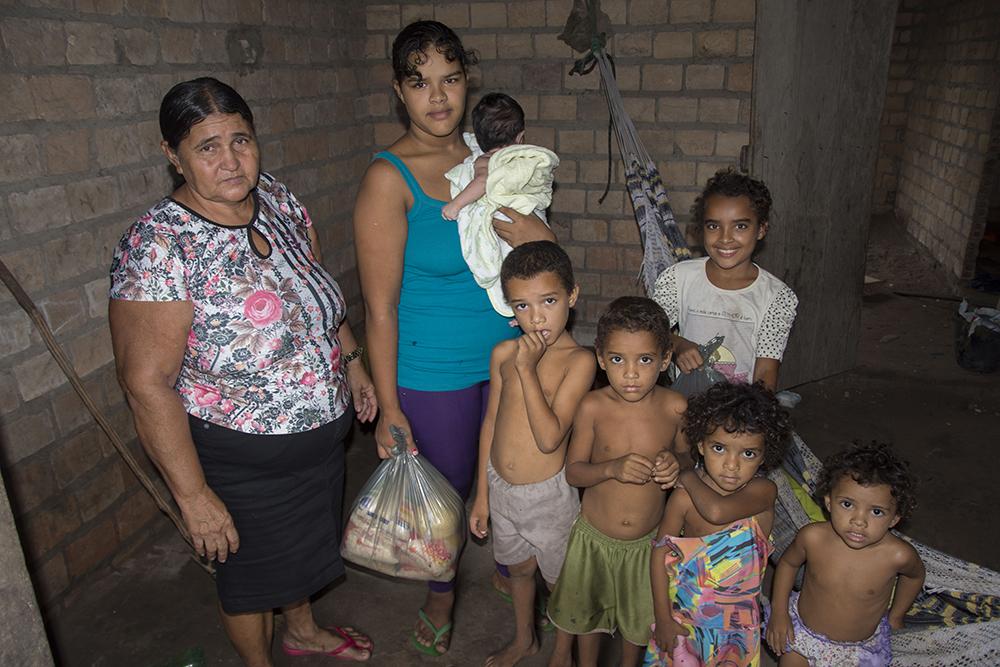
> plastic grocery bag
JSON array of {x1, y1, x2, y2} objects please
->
[
  {"x1": 670, "y1": 334, "x2": 727, "y2": 398},
  {"x1": 341, "y1": 426, "x2": 466, "y2": 581},
  {"x1": 955, "y1": 300, "x2": 1000, "y2": 373}
]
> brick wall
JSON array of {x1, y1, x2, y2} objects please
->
[
  {"x1": 894, "y1": 0, "x2": 1000, "y2": 278},
  {"x1": 871, "y1": 2, "x2": 925, "y2": 213},
  {"x1": 364, "y1": 0, "x2": 755, "y2": 340},
  {"x1": 0, "y1": 0, "x2": 371, "y2": 611}
]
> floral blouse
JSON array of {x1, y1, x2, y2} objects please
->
[{"x1": 109, "y1": 173, "x2": 350, "y2": 435}]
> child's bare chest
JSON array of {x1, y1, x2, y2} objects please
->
[
  {"x1": 499, "y1": 357, "x2": 563, "y2": 402},
  {"x1": 809, "y1": 550, "x2": 896, "y2": 601},
  {"x1": 591, "y1": 411, "x2": 674, "y2": 462}
]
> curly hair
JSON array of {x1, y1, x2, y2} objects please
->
[
  {"x1": 473, "y1": 92, "x2": 525, "y2": 152},
  {"x1": 595, "y1": 297, "x2": 672, "y2": 354},
  {"x1": 693, "y1": 168, "x2": 773, "y2": 227},
  {"x1": 391, "y1": 20, "x2": 479, "y2": 82},
  {"x1": 816, "y1": 442, "x2": 917, "y2": 520},
  {"x1": 500, "y1": 240, "x2": 574, "y2": 297},
  {"x1": 683, "y1": 381, "x2": 791, "y2": 472}
]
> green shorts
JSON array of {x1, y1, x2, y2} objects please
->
[{"x1": 546, "y1": 514, "x2": 654, "y2": 646}]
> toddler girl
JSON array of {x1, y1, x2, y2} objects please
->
[
  {"x1": 644, "y1": 381, "x2": 790, "y2": 667},
  {"x1": 765, "y1": 442, "x2": 925, "y2": 666}
]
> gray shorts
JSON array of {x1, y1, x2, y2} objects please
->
[{"x1": 487, "y1": 459, "x2": 580, "y2": 584}]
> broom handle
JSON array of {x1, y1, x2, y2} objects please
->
[{"x1": 0, "y1": 258, "x2": 197, "y2": 553}]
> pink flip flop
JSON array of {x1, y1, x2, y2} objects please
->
[{"x1": 282, "y1": 626, "x2": 372, "y2": 661}]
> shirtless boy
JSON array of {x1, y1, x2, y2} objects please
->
[
  {"x1": 766, "y1": 442, "x2": 926, "y2": 666},
  {"x1": 470, "y1": 240, "x2": 596, "y2": 667},
  {"x1": 547, "y1": 296, "x2": 689, "y2": 667}
]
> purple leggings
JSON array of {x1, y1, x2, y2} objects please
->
[{"x1": 398, "y1": 382, "x2": 492, "y2": 593}]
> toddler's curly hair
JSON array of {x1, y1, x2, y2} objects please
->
[
  {"x1": 683, "y1": 381, "x2": 791, "y2": 472},
  {"x1": 816, "y1": 442, "x2": 917, "y2": 520},
  {"x1": 693, "y1": 168, "x2": 773, "y2": 226},
  {"x1": 595, "y1": 297, "x2": 672, "y2": 354}
]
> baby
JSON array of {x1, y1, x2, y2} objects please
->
[
  {"x1": 766, "y1": 442, "x2": 926, "y2": 666},
  {"x1": 443, "y1": 93, "x2": 559, "y2": 316}
]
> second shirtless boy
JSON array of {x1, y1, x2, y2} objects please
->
[{"x1": 548, "y1": 297, "x2": 690, "y2": 667}]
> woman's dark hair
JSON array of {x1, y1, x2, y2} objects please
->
[
  {"x1": 391, "y1": 20, "x2": 478, "y2": 82},
  {"x1": 473, "y1": 93, "x2": 525, "y2": 152},
  {"x1": 595, "y1": 297, "x2": 672, "y2": 355},
  {"x1": 159, "y1": 77, "x2": 255, "y2": 149},
  {"x1": 683, "y1": 381, "x2": 790, "y2": 472},
  {"x1": 816, "y1": 442, "x2": 917, "y2": 520},
  {"x1": 500, "y1": 240, "x2": 575, "y2": 297},
  {"x1": 693, "y1": 168, "x2": 773, "y2": 226}
]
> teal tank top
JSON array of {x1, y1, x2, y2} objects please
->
[{"x1": 374, "y1": 151, "x2": 519, "y2": 391}]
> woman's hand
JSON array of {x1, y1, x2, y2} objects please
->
[
  {"x1": 176, "y1": 484, "x2": 240, "y2": 563},
  {"x1": 492, "y1": 207, "x2": 555, "y2": 247},
  {"x1": 374, "y1": 407, "x2": 417, "y2": 459},
  {"x1": 346, "y1": 360, "x2": 378, "y2": 423}
]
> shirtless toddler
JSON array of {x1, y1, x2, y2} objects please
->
[
  {"x1": 766, "y1": 442, "x2": 926, "y2": 666},
  {"x1": 547, "y1": 297, "x2": 689, "y2": 667},
  {"x1": 470, "y1": 241, "x2": 596, "y2": 667}
]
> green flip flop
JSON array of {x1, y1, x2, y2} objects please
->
[{"x1": 410, "y1": 609, "x2": 452, "y2": 657}]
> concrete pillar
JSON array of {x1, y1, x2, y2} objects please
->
[{"x1": 0, "y1": 470, "x2": 54, "y2": 666}]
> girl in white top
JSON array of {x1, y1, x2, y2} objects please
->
[{"x1": 652, "y1": 169, "x2": 798, "y2": 390}]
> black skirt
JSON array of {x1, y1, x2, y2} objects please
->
[{"x1": 190, "y1": 411, "x2": 352, "y2": 614}]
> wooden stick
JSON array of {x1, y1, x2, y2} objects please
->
[
  {"x1": 0, "y1": 258, "x2": 206, "y2": 568},
  {"x1": 892, "y1": 290, "x2": 963, "y2": 303}
]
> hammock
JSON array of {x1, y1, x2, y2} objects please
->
[
  {"x1": 569, "y1": 11, "x2": 1000, "y2": 662},
  {"x1": 592, "y1": 47, "x2": 691, "y2": 293}
]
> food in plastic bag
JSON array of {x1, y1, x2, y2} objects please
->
[
  {"x1": 341, "y1": 426, "x2": 465, "y2": 581},
  {"x1": 670, "y1": 334, "x2": 727, "y2": 398}
]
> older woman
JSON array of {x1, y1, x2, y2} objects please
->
[
  {"x1": 353, "y1": 21, "x2": 555, "y2": 656},
  {"x1": 109, "y1": 78, "x2": 374, "y2": 665}
]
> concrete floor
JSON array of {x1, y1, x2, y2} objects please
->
[{"x1": 48, "y1": 217, "x2": 1000, "y2": 666}]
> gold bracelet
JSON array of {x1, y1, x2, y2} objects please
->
[{"x1": 342, "y1": 345, "x2": 365, "y2": 364}]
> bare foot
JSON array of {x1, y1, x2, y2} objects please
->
[
  {"x1": 413, "y1": 589, "x2": 454, "y2": 655},
  {"x1": 484, "y1": 636, "x2": 539, "y2": 667},
  {"x1": 282, "y1": 625, "x2": 372, "y2": 661}
]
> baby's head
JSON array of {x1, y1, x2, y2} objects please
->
[
  {"x1": 683, "y1": 382, "x2": 790, "y2": 492},
  {"x1": 817, "y1": 442, "x2": 916, "y2": 549},
  {"x1": 473, "y1": 92, "x2": 525, "y2": 152},
  {"x1": 500, "y1": 241, "x2": 578, "y2": 345},
  {"x1": 594, "y1": 297, "x2": 672, "y2": 402}
]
